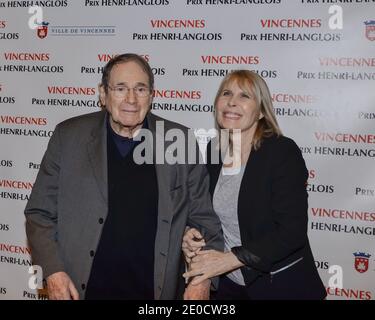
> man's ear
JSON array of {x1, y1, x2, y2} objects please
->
[{"x1": 98, "y1": 84, "x2": 106, "y2": 107}]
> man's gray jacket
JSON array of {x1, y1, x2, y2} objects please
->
[{"x1": 24, "y1": 110, "x2": 223, "y2": 299}]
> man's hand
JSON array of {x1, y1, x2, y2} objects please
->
[
  {"x1": 182, "y1": 227, "x2": 205, "y2": 264},
  {"x1": 183, "y1": 279, "x2": 210, "y2": 300},
  {"x1": 46, "y1": 271, "x2": 79, "y2": 300}
]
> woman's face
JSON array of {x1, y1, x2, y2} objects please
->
[{"x1": 215, "y1": 80, "x2": 263, "y2": 135}]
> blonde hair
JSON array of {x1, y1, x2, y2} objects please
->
[{"x1": 214, "y1": 70, "x2": 282, "y2": 150}]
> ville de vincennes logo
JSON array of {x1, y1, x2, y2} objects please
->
[{"x1": 353, "y1": 252, "x2": 371, "y2": 273}]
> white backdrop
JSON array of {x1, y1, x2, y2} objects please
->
[{"x1": 0, "y1": 0, "x2": 374, "y2": 300}]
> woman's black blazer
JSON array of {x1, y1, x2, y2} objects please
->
[{"x1": 206, "y1": 135, "x2": 326, "y2": 299}]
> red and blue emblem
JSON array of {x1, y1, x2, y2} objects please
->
[{"x1": 353, "y1": 252, "x2": 371, "y2": 273}]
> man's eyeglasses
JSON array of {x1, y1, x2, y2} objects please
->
[{"x1": 108, "y1": 85, "x2": 151, "y2": 98}]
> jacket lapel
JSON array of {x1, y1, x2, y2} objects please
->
[
  {"x1": 237, "y1": 140, "x2": 268, "y2": 247},
  {"x1": 87, "y1": 111, "x2": 108, "y2": 204},
  {"x1": 147, "y1": 112, "x2": 177, "y2": 200},
  {"x1": 206, "y1": 138, "x2": 223, "y2": 198}
]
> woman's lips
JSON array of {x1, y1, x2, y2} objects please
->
[
  {"x1": 121, "y1": 109, "x2": 138, "y2": 113},
  {"x1": 223, "y1": 112, "x2": 241, "y2": 120}
]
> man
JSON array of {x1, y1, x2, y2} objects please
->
[{"x1": 25, "y1": 53, "x2": 223, "y2": 300}]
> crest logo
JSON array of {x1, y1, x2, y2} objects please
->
[
  {"x1": 364, "y1": 20, "x2": 375, "y2": 41},
  {"x1": 353, "y1": 252, "x2": 371, "y2": 273},
  {"x1": 36, "y1": 21, "x2": 49, "y2": 39}
]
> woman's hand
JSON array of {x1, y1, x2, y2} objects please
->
[
  {"x1": 182, "y1": 227, "x2": 205, "y2": 263},
  {"x1": 183, "y1": 250, "x2": 244, "y2": 285}
]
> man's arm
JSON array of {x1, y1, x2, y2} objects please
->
[
  {"x1": 186, "y1": 162, "x2": 223, "y2": 255},
  {"x1": 25, "y1": 125, "x2": 65, "y2": 278},
  {"x1": 185, "y1": 162, "x2": 224, "y2": 293}
]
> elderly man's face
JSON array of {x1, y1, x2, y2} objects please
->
[{"x1": 100, "y1": 61, "x2": 152, "y2": 137}]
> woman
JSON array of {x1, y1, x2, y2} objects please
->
[{"x1": 182, "y1": 70, "x2": 326, "y2": 300}]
